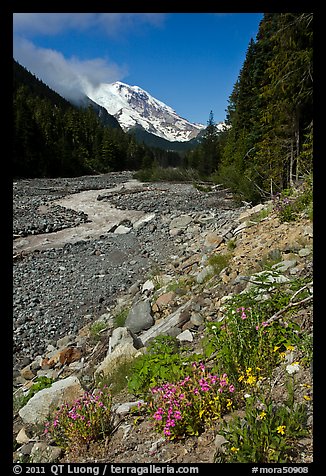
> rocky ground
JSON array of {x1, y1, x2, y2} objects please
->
[
  {"x1": 13, "y1": 172, "x2": 240, "y2": 369},
  {"x1": 12, "y1": 172, "x2": 313, "y2": 465}
]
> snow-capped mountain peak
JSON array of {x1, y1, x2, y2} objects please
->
[{"x1": 84, "y1": 81, "x2": 205, "y2": 142}]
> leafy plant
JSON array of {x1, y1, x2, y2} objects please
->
[
  {"x1": 44, "y1": 385, "x2": 113, "y2": 450},
  {"x1": 113, "y1": 307, "x2": 129, "y2": 328},
  {"x1": 127, "y1": 335, "x2": 196, "y2": 396},
  {"x1": 218, "y1": 393, "x2": 309, "y2": 462},
  {"x1": 148, "y1": 361, "x2": 235, "y2": 440},
  {"x1": 272, "y1": 178, "x2": 313, "y2": 223},
  {"x1": 202, "y1": 275, "x2": 306, "y2": 382},
  {"x1": 89, "y1": 320, "x2": 107, "y2": 341},
  {"x1": 20, "y1": 377, "x2": 54, "y2": 407},
  {"x1": 227, "y1": 239, "x2": 237, "y2": 251}
]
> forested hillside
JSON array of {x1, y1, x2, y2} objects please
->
[
  {"x1": 185, "y1": 13, "x2": 313, "y2": 203},
  {"x1": 13, "y1": 60, "x2": 181, "y2": 178}
]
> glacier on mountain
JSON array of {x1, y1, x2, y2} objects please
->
[{"x1": 84, "y1": 81, "x2": 206, "y2": 142}]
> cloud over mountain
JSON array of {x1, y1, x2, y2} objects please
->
[{"x1": 13, "y1": 38, "x2": 126, "y2": 103}]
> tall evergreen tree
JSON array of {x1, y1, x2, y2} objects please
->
[{"x1": 217, "y1": 13, "x2": 313, "y2": 202}]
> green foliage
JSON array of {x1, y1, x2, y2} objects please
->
[
  {"x1": 133, "y1": 166, "x2": 200, "y2": 183},
  {"x1": 296, "y1": 332, "x2": 313, "y2": 369},
  {"x1": 226, "y1": 239, "x2": 237, "y2": 251},
  {"x1": 202, "y1": 274, "x2": 308, "y2": 382},
  {"x1": 272, "y1": 177, "x2": 313, "y2": 222},
  {"x1": 20, "y1": 377, "x2": 54, "y2": 407},
  {"x1": 127, "y1": 335, "x2": 197, "y2": 396},
  {"x1": 165, "y1": 276, "x2": 195, "y2": 294},
  {"x1": 89, "y1": 321, "x2": 107, "y2": 342},
  {"x1": 216, "y1": 13, "x2": 313, "y2": 200},
  {"x1": 207, "y1": 252, "x2": 231, "y2": 275},
  {"x1": 218, "y1": 392, "x2": 308, "y2": 462},
  {"x1": 113, "y1": 307, "x2": 129, "y2": 328},
  {"x1": 211, "y1": 162, "x2": 262, "y2": 204},
  {"x1": 148, "y1": 362, "x2": 235, "y2": 440},
  {"x1": 44, "y1": 386, "x2": 113, "y2": 450},
  {"x1": 97, "y1": 360, "x2": 135, "y2": 397},
  {"x1": 184, "y1": 114, "x2": 227, "y2": 179}
]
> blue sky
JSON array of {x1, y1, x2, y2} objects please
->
[{"x1": 13, "y1": 13, "x2": 263, "y2": 125}]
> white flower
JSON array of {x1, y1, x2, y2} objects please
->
[
  {"x1": 244, "y1": 393, "x2": 251, "y2": 399},
  {"x1": 286, "y1": 363, "x2": 300, "y2": 375}
]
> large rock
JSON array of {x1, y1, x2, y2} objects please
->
[
  {"x1": 169, "y1": 215, "x2": 192, "y2": 230},
  {"x1": 139, "y1": 301, "x2": 193, "y2": 346},
  {"x1": 18, "y1": 376, "x2": 84, "y2": 425},
  {"x1": 30, "y1": 442, "x2": 63, "y2": 463},
  {"x1": 95, "y1": 342, "x2": 141, "y2": 378},
  {"x1": 125, "y1": 299, "x2": 154, "y2": 334}
]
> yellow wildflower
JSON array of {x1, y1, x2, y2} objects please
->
[
  {"x1": 286, "y1": 345, "x2": 295, "y2": 351},
  {"x1": 258, "y1": 411, "x2": 267, "y2": 420},
  {"x1": 273, "y1": 345, "x2": 280, "y2": 352},
  {"x1": 246, "y1": 375, "x2": 257, "y2": 385},
  {"x1": 276, "y1": 425, "x2": 286, "y2": 435},
  {"x1": 231, "y1": 447, "x2": 239, "y2": 453},
  {"x1": 303, "y1": 395, "x2": 311, "y2": 401},
  {"x1": 238, "y1": 375, "x2": 244, "y2": 382}
]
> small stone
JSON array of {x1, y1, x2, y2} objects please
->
[
  {"x1": 16, "y1": 427, "x2": 31, "y2": 445},
  {"x1": 20, "y1": 365, "x2": 35, "y2": 380},
  {"x1": 214, "y1": 434, "x2": 228, "y2": 452},
  {"x1": 142, "y1": 280, "x2": 155, "y2": 294},
  {"x1": 155, "y1": 291, "x2": 176, "y2": 309},
  {"x1": 30, "y1": 442, "x2": 63, "y2": 463},
  {"x1": 176, "y1": 329, "x2": 193, "y2": 342},
  {"x1": 299, "y1": 247, "x2": 312, "y2": 257}
]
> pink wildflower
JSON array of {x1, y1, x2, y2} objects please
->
[{"x1": 174, "y1": 410, "x2": 182, "y2": 420}]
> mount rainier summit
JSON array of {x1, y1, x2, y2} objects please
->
[{"x1": 84, "y1": 81, "x2": 206, "y2": 143}]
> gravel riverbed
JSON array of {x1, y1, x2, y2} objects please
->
[{"x1": 13, "y1": 172, "x2": 240, "y2": 368}]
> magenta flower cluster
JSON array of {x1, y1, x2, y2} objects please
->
[
  {"x1": 44, "y1": 386, "x2": 113, "y2": 448},
  {"x1": 149, "y1": 362, "x2": 235, "y2": 439},
  {"x1": 236, "y1": 306, "x2": 251, "y2": 320},
  {"x1": 256, "y1": 321, "x2": 269, "y2": 331}
]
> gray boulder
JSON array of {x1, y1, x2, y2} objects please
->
[
  {"x1": 125, "y1": 299, "x2": 154, "y2": 334},
  {"x1": 19, "y1": 376, "x2": 84, "y2": 425}
]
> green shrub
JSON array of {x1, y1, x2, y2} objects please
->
[
  {"x1": 148, "y1": 361, "x2": 235, "y2": 440},
  {"x1": 44, "y1": 385, "x2": 113, "y2": 450},
  {"x1": 202, "y1": 274, "x2": 309, "y2": 382},
  {"x1": 133, "y1": 167, "x2": 200, "y2": 183},
  {"x1": 218, "y1": 392, "x2": 309, "y2": 462},
  {"x1": 272, "y1": 177, "x2": 313, "y2": 223},
  {"x1": 127, "y1": 335, "x2": 198, "y2": 396},
  {"x1": 207, "y1": 252, "x2": 231, "y2": 275}
]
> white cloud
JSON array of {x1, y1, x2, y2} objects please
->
[
  {"x1": 13, "y1": 38, "x2": 127, "y2": 101},
  {"x1": 12, "y1": 13, "x2": 166, "y2": 101},
  {"x1": 13, "y1": 13, "x2": 166, "y2": 38}
]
